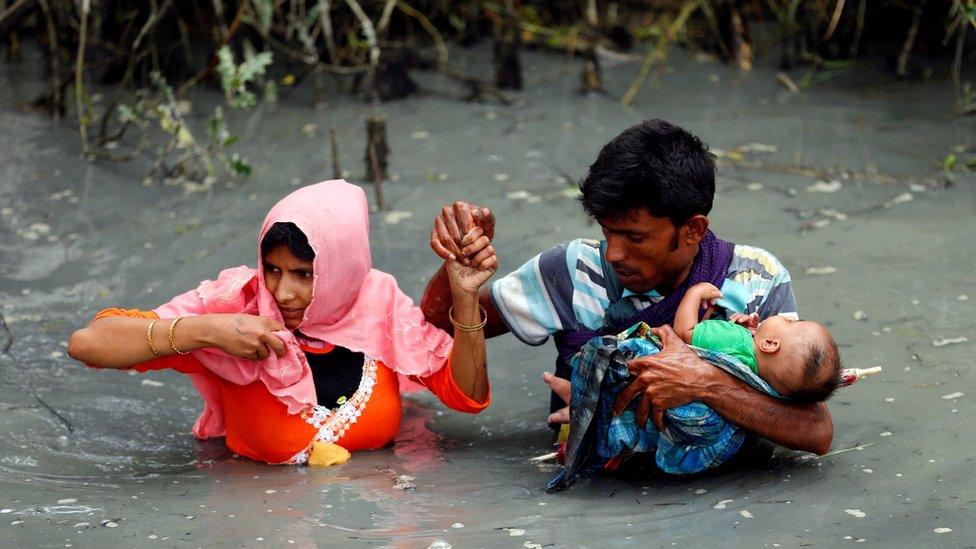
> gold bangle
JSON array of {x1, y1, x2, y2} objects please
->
[
  {"x1": 146, "y1": 319, "x2": 161, "y2": 357},
  {"x1": 167, "y1": 317, "x2": 191, "y2": 355},
  {"x1": 448, "y1": 305, "x2": 488, "y2": 333}
]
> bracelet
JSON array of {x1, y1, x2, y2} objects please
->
[
  {"x1": 146, "y1": 319, "x2": 161, "y2": 357},
  {"x1": 167, "y1": 316, "x2": 191, "y2": 355},
  {"x1": 448, "y1": 305, "x2": 488, "y2": 333}
]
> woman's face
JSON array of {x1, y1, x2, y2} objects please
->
[{"x1": 263, "y1": 245, "x2": 314, "y2": 329}]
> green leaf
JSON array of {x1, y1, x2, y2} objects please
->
[{"x1": 943, "y1": 153, "x2": 958, "y2": 171}]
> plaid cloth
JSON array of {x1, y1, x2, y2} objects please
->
[{"x1": 548, "y1": 322, "x2": 780, "y2": 492}]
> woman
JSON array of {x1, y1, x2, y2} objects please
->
[{"x1": 67, "y1": 180, "x2": 497, "y2": 465}]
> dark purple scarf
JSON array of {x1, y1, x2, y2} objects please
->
[{"x1": 547, "y1": 231, "x2": 734, "y2": 413}]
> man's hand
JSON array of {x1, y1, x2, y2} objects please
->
[
  {"x1": 613, "y1": 324, "x2": 718, "y2": 430},
  {"x1": 430, "y1": 201, "x2": 495, "y2": 264},
  {"x1": 542, "y1": 371, "x2": 571, "y2": 424}
]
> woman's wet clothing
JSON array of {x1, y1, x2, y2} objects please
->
[{"x1": 87, "y1": 308, "x2": 489, "y2": 464}]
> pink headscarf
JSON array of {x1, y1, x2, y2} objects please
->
[{"x1": 155, "y1": 180, "x2": 453, "y2": 439}]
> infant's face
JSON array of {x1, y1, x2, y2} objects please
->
[{"x1": 756, "y1": 316, "x2": 832, "y2": 395}]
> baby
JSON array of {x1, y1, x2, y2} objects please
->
[{"x1": 674, "y1": 282, "x2": 841, "y2": 402}]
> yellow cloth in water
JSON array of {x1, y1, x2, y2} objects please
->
[{"x1": 308, "y1": 442, "x2": 351, "y2": 467}]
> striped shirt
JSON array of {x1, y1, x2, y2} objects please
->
[{"x1": 489, "y1": 238, "x2": 798, "y2": 346}]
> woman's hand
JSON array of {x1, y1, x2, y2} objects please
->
[{"x1": 208, "y1": 314, "x2": 287, "y2": 360}]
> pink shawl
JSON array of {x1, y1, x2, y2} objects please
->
[{"x1": 155, "y1": 180, "x2": 453, "y2": 439}]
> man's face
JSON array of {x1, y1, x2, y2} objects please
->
[{"x1": 598, "y1": 208, "x2": 701, "y2": 294}]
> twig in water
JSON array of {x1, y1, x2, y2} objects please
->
[
  {"x1": 0, "y1": 0, "x2": 31, "y2": 27},
  {"x1": 622, "y1": 0, "x2": 699, "y2": 107},
  {"x1": 329, "y1": 125, "x2": 342, "y2": 180},
  {"x1": 776, "y1": 72, "x2": 800, "y2": 93},
  {"x1": 896, "y1": 1, "x2": 925, "y2": 79},
  {"x1": 0, "y1": 311, "x2": 12, "y2": 354},
  {"x1": 822, "y1": 0, "x2": 846, "y2": 41},
  {"x1": 344, "y1": 0, "x2": 380, "y2": 102},
  {"x1": 33, "y1": 391, "x2": 74, "y2": 433},
  {"x1": 37, "y1": 0, "x2": 62, "y2": 120},
  {"x1": 75, "y1": 0, "x2": 92, "y2": 158}
]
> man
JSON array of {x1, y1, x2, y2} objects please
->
[{"x1": 422, "y1": 119, "x2": 832, "y2": 457}]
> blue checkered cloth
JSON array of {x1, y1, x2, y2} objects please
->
[{"x1": 548, "y1": 322, "x2": 781, "y2": 492}]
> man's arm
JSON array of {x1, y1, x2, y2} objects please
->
[{"x1": 615, "y1": 325, "x2": 833, "y2": 455}]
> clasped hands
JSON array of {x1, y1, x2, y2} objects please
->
[{"x1": 429, "y1": 201, "x2": 498, "y2": 293}]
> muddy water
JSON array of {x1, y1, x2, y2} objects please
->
[{"x1": 1, "y1": 43, "x2": 974, "y2": 547}]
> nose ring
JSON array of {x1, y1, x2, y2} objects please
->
[{"x1": 286, "y1": 291, "x2": 294, "y2": 298}]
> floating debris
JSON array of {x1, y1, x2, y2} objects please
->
[
  {"x1": 506, "y1": 190, "x2": 541, "y2": 203},
  {"x1": 0, "y1": 509, "x2": 11, "y2": 514},
  {"x1": 393, "y1": 475, "x2": 416, "y2": 491},
  {"x1": 264, "y1": 489, "x2": 276, "y2": 494},
  {"x1": 382, "y1": 211, "x2": 413, "y2": 225},
  {"x1": 527, "y1": 451, "x2": 557, "y2": 463},
  {"x1": 958, "y1": 294, "x2": 969, "y2": 301},
  {"x1": 493, "y1": 173, "x2": 510, "y2": 182},
  {"x1": 807, "y1": 180, "x2": 842, "y2": 193},
  {"x1": 739, "y1": 510, "x2": 753, "y2": 518},
  {"x1": 934, "y1": 527, "x2": 952, "y2": 534},
  {"x1": 56, "y1": 498, "x2": 77, "y2": 505},
  {"x1": 451, "y1": 523, "x2": 464, "y2": 529},
  {"x1": 941, "y1": 392, "x2": 964, "y2": 400},
  {"x1": 805, "y1": 267, "x2": 837, "y2": 275},
  {"x1": 746, "y1": 182, "x2": 763, "y2": 191},
  {"x1": 141, "y1": 379, "x2": 164, "y2": 387},
  {"x1": 932, "y1": 337, "x2": 968, "y2": 347},
  {"x1": 844, "y1": 509, "x2": 866, "y2": 518},
  {"x1": 713, "y1": 499, "x2": 733, "y2": 510},
  {"x1": 410, "y1": 131, "x2": 430, "y2": 140},
  {"x1": 862, "y1": 468, "x2": 873, "y2": 474},
  {"x1": 880, "y1": 432, "x2": 892, "y2": 437},
  {"x1": 428, "y1": 540, "x2": 452, "y2": 549},
  {"x1": 694, "y1": 488, "x2": 708, "y2": 495},
  {"x1": 853, "y1": 310, "x2": 868, "y2": 321},
  {"x1": 735, "y1": 143, "x2": 778, "y2": 154},
  {"x1": 504, "y1": 528, "x2": 526, "y2": 537},
  {"x1": 301, "y1": 124, "x2": 317, "y2": 137},
  {"x1": 803, "y1": 219, "x2": 832, "y2": 230},
  {"x1": 882, "y1": 193, "x2": 913, "y2": 209},
  {"x1": 885, "y1": 397, "x2": 895, "y2": 403},
  {"x1": 523, "y1": 542, "x2": 543, "y2": 549}
]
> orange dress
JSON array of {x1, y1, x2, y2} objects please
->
[{"x1": 87, "y1": 308, "x2": 489, "y2": 464}]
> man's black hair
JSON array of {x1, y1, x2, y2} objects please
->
[
  {"x1": 260, "y1": 222, "x2": 315, "y2": 261},
  {"x1": 789, "y1": 336, "x2": 842, "y2": 404},
  {"x1": 579, "y1": 119, "x2": 716, "y2": 225}
]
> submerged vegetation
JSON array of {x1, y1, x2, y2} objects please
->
[{"x1": 1, "y1": 1, "x2": 974, "y2": 183}]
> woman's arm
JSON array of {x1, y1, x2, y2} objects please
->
[
  {"x1": 442, "y1": 225, "x2": 499, "y2": 403},
  {"x1": 68, "y1": 313, "x2": 287, "y2": 369}
]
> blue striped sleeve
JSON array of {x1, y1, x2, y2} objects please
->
[
  {"x1": 727, "y1": 245, "x2": 798, "y2": 321},
  {"x1": 490, "y1": 242, "x2": 577, "y2": 345}
]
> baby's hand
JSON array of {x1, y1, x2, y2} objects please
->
[
  {"x1": 690, "y1": 282, "x2": 723, "y2": 310},
  {"x1": 729, "y1": 312, "x2": 759, "y2": 330}
]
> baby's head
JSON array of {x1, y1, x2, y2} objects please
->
[{"x1": 754, "y1": 316, "x2": 841, "y2": 403}]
